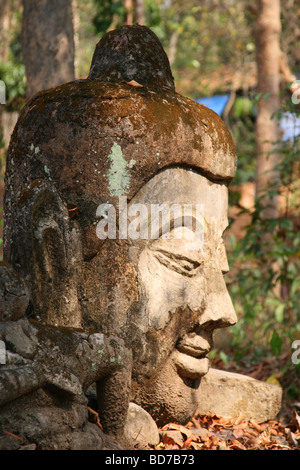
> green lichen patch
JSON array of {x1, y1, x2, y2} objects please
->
[{"x1": 107, "y1": 142, "x2": 132, "y2": 197}]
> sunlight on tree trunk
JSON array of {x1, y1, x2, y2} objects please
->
[
  {"x1": 22, "y1": 0, "x2": 75, "y2": 99},
  {"x1": 124, "y1": 0, "x2": 134, "y2": 25},
  {"x1": 168, "y1": 12, "x2": 180, "y2": 66},
  {"x1": 254, "y1": 0, "x2": 281, "y2": 219},
  {"x1": 72, "y1": 0, "x2": 80, "y2": 78},
  {"x1": 135, "y1": 0, "x2": 145, "y2": 25},
  {"x1": 0, "y1": 0, "x2": 11, "y2": 62}
]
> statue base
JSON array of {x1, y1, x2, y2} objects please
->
[{"x1": 197, "y1": 368, "x2": 282, "y2": 422}]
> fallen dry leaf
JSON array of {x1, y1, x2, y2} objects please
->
[
  {"x1": 232, "y1": 427, "x2": 246, "y2": 439},
  {"x1": 154, "y1": 408, "x2": 300, "y2": 451},
  {"x1": 4, "y1": 430, "x2": 23, "y2": 442},
  {"x1": 291, "y1": 410, "x2": 300, "y2": 431},
  {"x1": 269, "y1": 443, "x2": 291, "y2": 450},
  {"x1": 161, "y1": 430, "x2": 183, "y2": 448},
  {"x1": 257, "y1": 426, "x2": 272, "y2": 445},
  {"x1": 155, "y1": 442, "x2": 165, "y2": 450},
  {"x1": 234, "y1": 412, "x2": 247, "y2": 426},
  {"x1": 19, "y1": 444, "x2": 37, "y2": 450},
  {"x1": 218, "y1": 440, "x2": 231, "y2": 450},
  {"x1": 161, "y1": 422, "x2": 179, "y2": 431},
  {"x1": 249, "y1": 419, "x2": 263, "y2": 433},
  {"x1": 189, "y1": 441, "x2": 203, "y2": 450},
  {"x1": 285, "y1": 428, "x2": 299, "y2": 447},
  {"x1": 243, "y1": 428, "x2": 259, "y2": 439},
  {"x1": 229, "y1": 439, "x2": 247, "y2": 450},
  {"x1": 182, "y1": 435, "x2": 195, "y2": 449},
  {"x1": 126, "y1": 80, "x2": 143, "y2": 87},
  {"x1": 190, "y1": 417, "x2": 201, "y2": 428},
  {"x1": 88, "y1": 406, "x2": 103, "y2": 431},
  {"x1": 67, "y1": 205, "x2": 79, "y2": 218}
]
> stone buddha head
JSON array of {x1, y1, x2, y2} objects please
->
[{"x1": 4, "y1": 25, "x2": 237, "y2": 426}]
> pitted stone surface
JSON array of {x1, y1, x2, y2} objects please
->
[
  {"x1": 1, "y1": 25, "x2": 240, "y2": 443},
  {"x1": 0, "y1": 263, "x2": 29, "y2": 321},
  {"x1": 197, "y1": 368, "x2": 282, "y2": 422}
]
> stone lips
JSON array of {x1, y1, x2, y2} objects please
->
[
  {"x1": 4, "y1": 79, "x2": 236, "y2": 262},
  {"x1": 173, "y1": 351, "x2": 210, "y2": 380}
]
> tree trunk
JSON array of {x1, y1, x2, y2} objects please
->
[
  {"x1": 134, "y1": 0, "x2": 145, "y2": 25},
  {"x1": 0, "y1": 0, "x2": 11, "y2": 62},
  {"x1": 168, "y1": 12, "x2": 180, "y2": 66},
  {"x1": 22, "y1": 0, "x2": 75, "y2": 99},
  {"x1": 72, "y1": 0, "x2": 79, "y2": 77},
  {"x1": 124, "y1": 0, "x2": 134, "y2": 25},
  {"x1": 254, "y1": 0, "x2": 281, "y2": 219}
]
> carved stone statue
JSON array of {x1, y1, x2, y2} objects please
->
[
  {"x1": 126, "y1": 168, "x2": 237, "y2": 425},
  {"x1": 1, "y1": 25, "x2": 237, "y2": 448},
  {"x1": 0, "y1": 317, "x2": 131, "y2": 449}
]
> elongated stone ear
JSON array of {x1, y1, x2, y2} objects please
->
[{"x1": 13, "y1": 179, "x2": 82, "y2": 327}]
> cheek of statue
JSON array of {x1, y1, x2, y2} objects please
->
[
  {"x1": 131, "y1": 221, "x2": 237, "y2": 382},
  {"x1": 131, "y1": 228, "x2": 237, "y2": 426},
  {"x1": 137, "y1": 228, "x2": 205, "y2": 331},
  {"x1": 125, "y1": 169, "x2": 236, "y2": 382}
]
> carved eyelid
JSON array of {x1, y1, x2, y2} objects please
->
[{"x1": 151, "y1": 247, "x2": 203, "y2": 277}]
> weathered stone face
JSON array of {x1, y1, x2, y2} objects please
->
[
  {"x1": 123, "y1": 169, "x2": 237, "y2": 424},
  {"x1": 3, "y1": 25, "x2": 237, "y2": 430},
  {"x1": 3, "y1": 82, "x2": 236, "y2": 327}
]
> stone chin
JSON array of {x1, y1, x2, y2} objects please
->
[
  {"x1": 131, "y1": 327, "x2": 211, "y2": 426},
  {"x1": 172, "y1": 351, "x2": 210, "y2": 380},
  {"x1": 131, "y1": 352, "x2": 206, "y2": 427}
]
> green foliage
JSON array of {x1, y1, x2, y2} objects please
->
[
  {"x1": 227, "y1": 94, "x2": 300, "y2": 364},
  {"x1": 287, "y1": 384, "x2": 300, "y2": 401},
  {"x1": 0, "y1": 8, "x2": 25, "y2": 111},
  {"x1": 233, "y1": 96, "x2": 255, "y2": 119},
  {"x1": 92, "y1": 0, "x2": 125, "y2": 34},
  {"x1": 229, "y1": 98, "x2": 257, "y2": 185},
  {"x1": 270, "y1": 330, "x2": 283, "y2": 356},
  {"x1": 91, "y1": 1, "x2": 256, "y2": 97},
  {"x1": 0, "y1": 60, "x2": 25, "y2": 109}
]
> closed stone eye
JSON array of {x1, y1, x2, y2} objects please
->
[{"x1": 152, "y1": 248, "x2": 201, "y2": 277}]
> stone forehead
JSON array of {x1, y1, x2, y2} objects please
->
[{"x1": 6, "y1": 81, "x2": 236, "y2": 204}]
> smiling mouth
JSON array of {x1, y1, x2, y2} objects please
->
[{"x1": 172, "y1": 333, "x2": 212, "y2": 379}]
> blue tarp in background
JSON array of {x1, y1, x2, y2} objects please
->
[
  {"x1": 196, "y1": 95, "x2": 300, "y2": 143},
  {"x1": 279, "y1": 112, "x2": 300, "y2": 142},
  {"x1": 195, "y1": 94, "x2": 230, "y2": 116}
]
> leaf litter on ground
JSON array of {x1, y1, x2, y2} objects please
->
[{"x1": 150, "y1": 409, "x2": 300, "y2": 451}]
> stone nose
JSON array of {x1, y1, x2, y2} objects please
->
[
  {"x1": 197, "y1": 288, "x2": 237, "y2": 330},
  {"x1": 191, "y1": 268, "x2": 237, "y2": 331}
]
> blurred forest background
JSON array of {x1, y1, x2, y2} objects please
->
[{"x1": 0, "y1": 0, "x2": 300, "y2": 418}]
